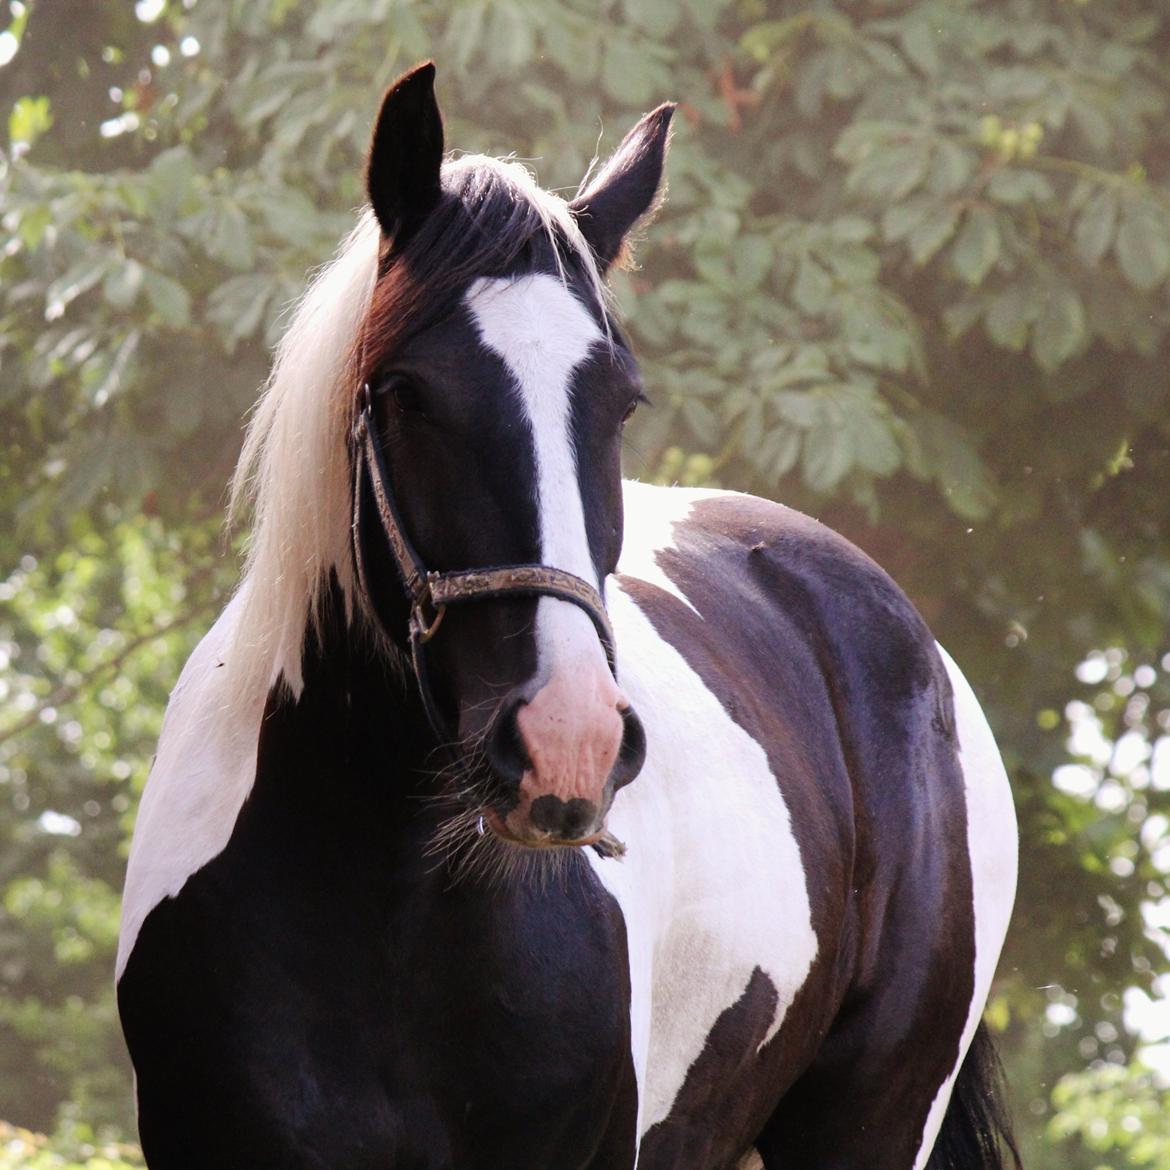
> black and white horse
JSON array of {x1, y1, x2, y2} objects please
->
[{"x1": 117, "y1": 64, "x2": 1019, "y2": 1170}]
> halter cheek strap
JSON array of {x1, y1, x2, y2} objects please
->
[{"x1": 351, "y1": 384, "x2": 616, "y2": 739}]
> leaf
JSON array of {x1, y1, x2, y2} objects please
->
[
  {"x1": 102, "y1": 259, "x2": 145, "y2": 309},
  {"x1": 545, "y1": 15, "x2": 599, "y2": 80},
  {"x1": 8, "y1": 95, "x2": 53, "y2": 148},
  {"x1": 987, "y1": 169, "x2": 1054, "y2": 205},
  {"x1": 900, "y1": 22, "x2": 939, "y2": 76},
  {"x1": 1074, "y1": 188, "x2": 1118, "y2": 266},
  {"x1": 1032, "y1": 285, "x2": 1086, "y2": 372},
  {"x1": 205, "y1": 201, "x2": 256, "y2": 270},
  {"x1": 740, "y1": 17, "x2": 809, "y2": 64},
  {"x1": 486, "y1": 4, "x2": 535, "y2": 70},
  {"x1": 87, "y1": 330, "x2": 140, "y2": 407},
  {"x1": 1116, "y1": 203, "x2": 1170, "y2": 292},
  {"x1": 146, "y1": 146, "x2": 198, "y2": 216},
  {"x1": 680, "y1": 396, "x2": 717, "y2": 439},
  {"x1": 791, "y1": 256, "x2": 833, "y2": 315},
  {"x1": 911, "y1": 411, "x2": 998, "y2": 520},
  {"x1": 693, "y1": 247, "x2": 734, "y2": 291},
  {"x1": 774, "y1": 389, "x2": 824, "y2": 428},
  {"x1": 985, "y1": 284, "x2": 1034, "y2": 351},
  {"x1": 952, "y1": 207, "x2": 1001, "y2": 285},
  {"x1": 943, "y1": 298, "x2": 984, "y2": 340},
  {"x1": 882, "y1": 196, "x2": 931, "y2": 243},
  {"x1": 15, "y1": 204, "x2": 53, "y2": 250},
  {"x1": 908, "y1": 203, "x2": 959, "y2": 266},
  {"x1": 44, "y1": 257, "x2": 110, "y2": 321},
  {"x1": 823, "y1": 46, "x2": 870, "y2": 100},
  {"x1": 142, "y1": 270, "x2": 192, "y2": 327},
  {"x1": 755, "y1": 426, "x2": 802, "y2": 480},
  {"x1": 731, "y1": 236, "x2": 773, "y2": 290},
  {"x1": 823, "y1": 243, "x2": 881, "y2": 284},
  {"x1": 836, "y1": 385, "x2": 900, "y2": 475},
  {"x1": 624, "y1": 0, "x2": 681, "y2": 38},
  {"x1": 602, "y1": 39, "x2": 655, "y2": 104},
  {"x1": 847, "y1": 140, "x2": 931, "y2": 201},
  {"x1": 802, "y1": 412, "x2": 854, "y2": 493},
  {"x1": 256, "y1": 186, "x2": 328, "y2": 245},
  {"x1": 928, "y1": 140, "x2": 975, "y2": 196},
  {"x1": 830, "y1": 216, "x2": 874, "y2": 244},
  {"x1": 207, "y1": 274, "x2": 271, "y2": 351}
]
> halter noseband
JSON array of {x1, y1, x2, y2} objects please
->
[{"x1": 351, "y1": 382, "x2": 616, "y2": 739}]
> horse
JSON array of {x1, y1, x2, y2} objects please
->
[{"x1": 116, "y1": 62, "x2": 1020, "y2": 1170}]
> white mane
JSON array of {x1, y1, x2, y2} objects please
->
[{"x1": 224, "y1": 156, "x2": 607, "y2": 706}]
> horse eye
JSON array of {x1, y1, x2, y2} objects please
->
[
  {"x1": 380, "y1": 373, "x2": 424, "y2": 414},
  {"x1": 622, "y1": 392, "x2": 649, "y2": 425}
]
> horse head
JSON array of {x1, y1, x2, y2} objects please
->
[{"x1": 351, "y1": 63, "x2": 673, "y2": 850}]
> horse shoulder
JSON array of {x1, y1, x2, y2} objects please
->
[
  {"x1": 603, "y1": 483, "x2": 845, "y2": 1152},
  {"x1": 607, "y1": 482, "x2": 1014, "y2": 1166}
]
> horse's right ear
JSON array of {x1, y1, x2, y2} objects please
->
[{"x1": 366, "y1": 61, "x2": 444, "y2": 241}]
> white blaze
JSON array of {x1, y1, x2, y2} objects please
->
[{"x1": 466, "y1": 273, "x2": 608, "y2": 677}]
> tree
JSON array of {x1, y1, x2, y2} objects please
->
[{"x1": 3, "y1": 1, "x2": 1169, "y2": 1163}]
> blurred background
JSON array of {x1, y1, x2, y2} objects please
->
[{"x1": 2, "y1": 0, "x2": 1170, "y2": 1166}]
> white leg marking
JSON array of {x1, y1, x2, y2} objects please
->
[
  {"x1": 588, "y1": 527, "x2": 818, "y2": 1143},
  {"x1": 117, "y1": 591, "x2": 268, "y2": 980},
  {"x1": 911, "y1": 645, "x2": 1018, "y2": 1169}
]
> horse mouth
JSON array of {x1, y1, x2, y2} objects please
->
[{"x1": 481, "y1": 810, "x2": 626, "y2": 858}]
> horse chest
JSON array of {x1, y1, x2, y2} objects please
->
[{"x1": 119, "y1": 767, "x2": 642, "y2": 1170}]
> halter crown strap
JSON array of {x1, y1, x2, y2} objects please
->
[{"x1": 351, "y1": 387, "x2": 617, "y2": 735}]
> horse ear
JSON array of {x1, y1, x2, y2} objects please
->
[
  {"x1": 569, "y1": 103, "x2": 676, "y2": 270},
  {"x1": 367, "y1": 61, "x2": 445, "y2": 241}
]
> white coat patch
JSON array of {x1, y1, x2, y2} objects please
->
[
  {"x1": 619, "y1": 481, "x2": 728, "y2": 616},
  {"x1": 911, "y1": 645, "x2": 1018, "y2": 1169},
  {"x1": 116, "y1": 591, "x2": 268, "y2": 980},
  {"x1": 589, "y1": 482, "x2": 819, "y2": 1144}
]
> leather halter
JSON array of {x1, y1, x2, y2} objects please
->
[{"x1": 351, "y1": 383, "x2": 616, "y2": 739}]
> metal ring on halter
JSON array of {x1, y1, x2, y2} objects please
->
[{"x1": 410, "y1": 595, "x2": 447, "y2": 643}]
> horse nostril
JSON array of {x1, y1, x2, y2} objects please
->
[
  {"x1": 530, "y1": 795, "x2": 597, "y2": 839},
  {"x1": 485, "y1": 699, "x2": 531, "y2": 785},
  {"x1": 613, "y1": 706, "x2": 646, "y2": 791}
]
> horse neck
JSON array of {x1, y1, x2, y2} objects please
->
[{"x1": 256, "y1": 577, "x2": 437, "y2": 826}]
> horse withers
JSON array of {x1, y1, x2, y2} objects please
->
[{"x1": 116, "y1": 62, "x2": 1020, "y2": 1170}]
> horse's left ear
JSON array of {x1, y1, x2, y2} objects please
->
[
  {"x1": 367, "y1": 61, "x2": 445, "y2": 241},
  {"x1": 569, "y1": 103, "x2": 676, "y2": 271}
]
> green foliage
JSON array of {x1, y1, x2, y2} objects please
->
[
  {"x1": 0, "y1": 517, "x2": 229, "y2": 1133},
  {"x1": 1051, "y1": 1063, "x2": 1170, "y2": 1167},
  {"x1": 2, "y1": 1, "x2": 1170, "y2": 1165},
  {"x1": 0, "y1": 1123, "x2": 142, "y2": 1170}
]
